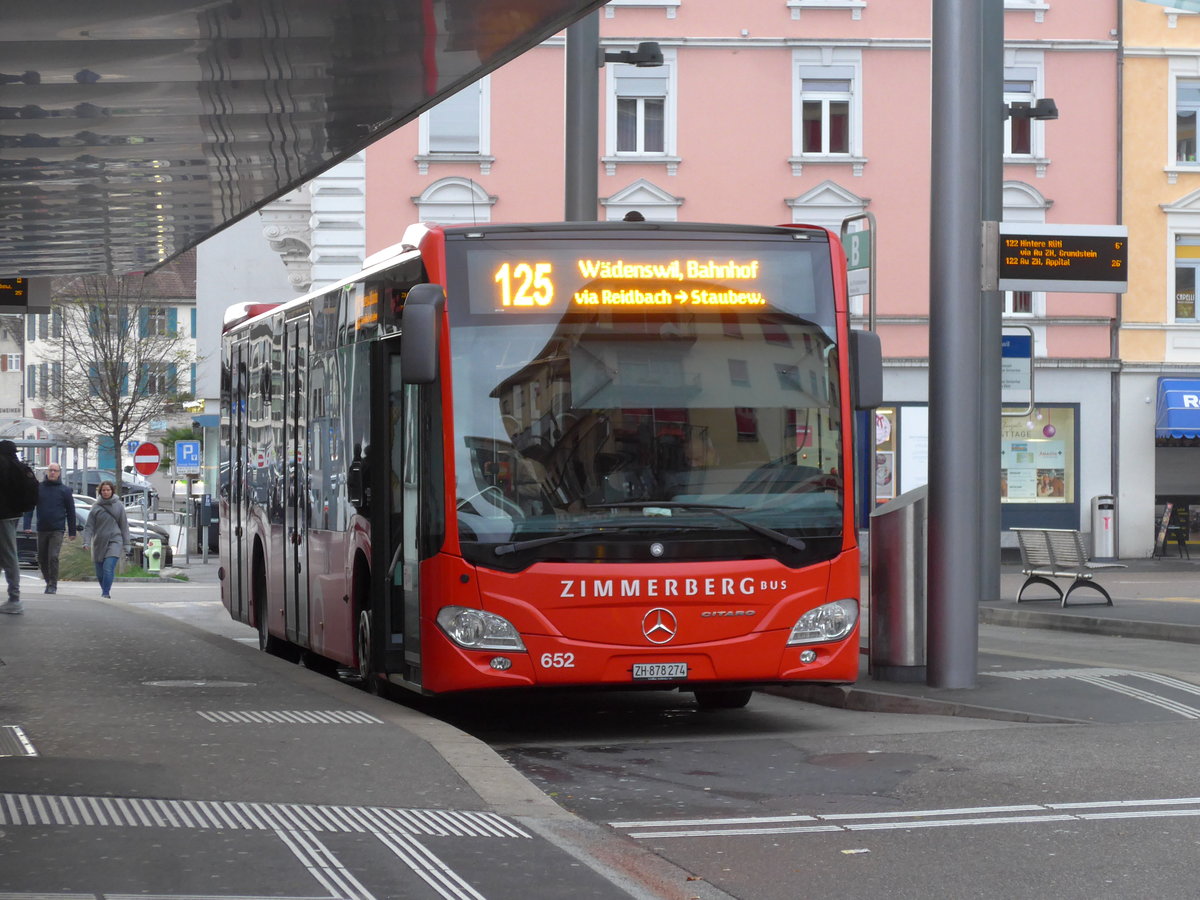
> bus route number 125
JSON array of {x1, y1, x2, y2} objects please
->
[{"x1": 494, "y1": 262, "x2": 555, "y2": 308}]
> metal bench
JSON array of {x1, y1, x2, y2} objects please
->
[{"x1": 1012, "y1": 527, "x2": 1127, "y2": 607}]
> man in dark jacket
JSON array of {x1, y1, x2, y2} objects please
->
[
  {"x1": 22, "y1": 462, "x2": 76, "y2": 595},
  {"x1": 0, "y1": 440, "x2": 36, "y2": 614}
]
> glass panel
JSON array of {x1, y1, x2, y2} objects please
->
[
  {"x1": 617, "y1": 98, "x2": 637, "y2": 152},
  {"x1": 1009, "y1": 291, "x2": 1033, "y2": 315},
  {"x1": 446, "y1": 235, "x2": 841, "y2": 564},
  {"x1": 1179, "y1": 110, "x2": 1198, "y2": 163},
  {"x1": 1176, "y1": 266, "x2": 1196, "y2": 320},
  {"x1": 428, "y1": 86, "x2": 481, "y2": 153},
  {"x1": 643, "y1": 98, "x2": 665, "y2": 152},
  {"x1": 801, "y1": 78, "x2": 851, "y2": 93},
  {"x1": 802, "y1": 100, "x2": 823, "y2": 153},
  {"x1": 828, "y1": 101, "x2": 849, "y2": 153},
  {"x1": 1000, "y1": 407, "x2": 1077, "y2": 505},
  {"x1": 1009, "y1": 116, "x2": 1031, "y2": 155}
]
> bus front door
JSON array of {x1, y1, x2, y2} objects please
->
[{"x1": 371, "y1": 339, "x2": 423, "y2": 687}]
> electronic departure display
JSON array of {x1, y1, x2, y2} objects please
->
[
  {"x1": 997, "y1": 224, "x2": 1128, "y2": 294},
  {"x1": 461, "y1": 238, "x2": 831, "y2": 321}
]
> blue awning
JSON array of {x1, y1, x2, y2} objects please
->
[
  {"x1": 191, "y1": 415, "x2": 219, "y2": 429},
  {"x1": 1156, "y1": 378, "x2": 1200, "y2": 439}
]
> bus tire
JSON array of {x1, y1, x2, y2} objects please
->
[
  {"x1": 357, "y1": 608, "x2": 381, "y2": 694},
  {"x1": 693, "y1": 687, "x2": 753, "y2": 710},
  {"x1": 254, "y1": 552, "x2": 298, "y2": 662}
]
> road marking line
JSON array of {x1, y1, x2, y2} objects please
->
[
  {"x1": 984, "y1": 667, "x2": 1200, "y2": 717},
  {"x1": 613, "y1": 796, "x2": 1200, "y2": 840}
]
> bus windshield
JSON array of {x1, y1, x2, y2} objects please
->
[{"x1": 446, "y1": 232, "x2": 845, "y2": 566}]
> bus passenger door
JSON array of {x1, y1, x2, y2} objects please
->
[
  {"x1": 371, "y1": 339, "x2": 423, "y2": 686},
  {"x1": 228, "y1": 339, "x2": 252, "y2": 622},
  {"x1": 284, "y1": 318, "x2": 311, "y2": 646}
]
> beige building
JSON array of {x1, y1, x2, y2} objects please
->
[{"x1": 1119, "y1": 0, "x2": 1200, "y2": 556}]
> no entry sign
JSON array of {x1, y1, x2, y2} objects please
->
[{"x1": 133, "y1": 441, "x2": 160, "y2": 475}]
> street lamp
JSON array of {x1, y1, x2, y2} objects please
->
[{"x1": 1006, "y1": 98, "x2": 1059, "y2": 121}]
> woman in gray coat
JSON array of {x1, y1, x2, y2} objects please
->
[{"x1": 82, "y1": 480, "x2": 130, "y2": 599}]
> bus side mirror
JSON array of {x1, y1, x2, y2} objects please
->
[
  {"x1": 851, "y1": 329, "x2": 882, "y2": 410},
  {"x1": 401, "y1": 283, "x2": 446, "y2": 384}
]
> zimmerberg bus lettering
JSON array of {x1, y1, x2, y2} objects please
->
[{"x1": 559, "y1": 577, "x2": 787, "y2": 599}]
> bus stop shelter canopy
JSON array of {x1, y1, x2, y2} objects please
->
[{"x1": 1, "y1": 0, "x2": 605, "y2": 280}]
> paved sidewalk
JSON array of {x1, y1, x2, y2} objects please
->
[
  {"x1": 775, "y1": 556, "x2": 1200, "y2": 724},
  {"x1": 0, "y1": 569, "x2": 732, "y2": 900}
]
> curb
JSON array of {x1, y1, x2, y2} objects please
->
[
  {"x1": 765, "y1": 683, "x2": 1083, "y2": 725},
  {"x1": 979, "y1": 605, "x2": 1200, "y2": 644}
]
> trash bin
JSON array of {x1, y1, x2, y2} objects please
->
[
  {"x1": 1091, "y1": 494, "x2": 1116, "y2": 560},
  {"x1": 146, "y1": 537, "x2": 163, "y2": 573},
  {"x1": 868, "y1": 484, "x2": 928, "y2": 682}
]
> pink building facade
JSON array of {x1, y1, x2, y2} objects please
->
[{"x1": 364, "y1": 0, "x2": 1121, "y2": 544}]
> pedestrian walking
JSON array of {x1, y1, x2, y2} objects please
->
[
  {"x1": 22, "y1": 462, "x2": 77, "y2": 594},
  {"x1": 82, "y1": 480, "x2": 130, "y2": 600},
  {"x1": 0, "y1": 440, "x2": 41, "y2": 615}
]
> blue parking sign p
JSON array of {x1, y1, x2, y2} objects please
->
[{"x1": 176, "y1": 440, "x2": 202, "y2": 473}]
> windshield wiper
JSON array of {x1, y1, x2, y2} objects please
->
[
  {"x1": 588, "y1": 501, "x2": 807, "y2": 551},
  {"x1": 493, "y1": 520, "x2": 720, "y2": 557}
]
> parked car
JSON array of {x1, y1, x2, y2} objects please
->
[
  {"x1": 60, "y1": 469, "x2": 157, "y2": 506},
  {"x1": 18, "y1": 498, "x2": 173, "y2": 569}
]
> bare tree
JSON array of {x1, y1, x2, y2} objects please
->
[{"x1": 41, "y1": 272, "x2": 198, "y2": 494}]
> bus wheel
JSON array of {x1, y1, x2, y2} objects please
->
[
  {"x1": 357, "y1": 609, "x2": 379, "y2": 693},
  {"x1": 693, "y1": 688, "x2": 753, "y2": 710},
  {"x1": 254, "y1": 568, "x2": 298, "y2": 661}
]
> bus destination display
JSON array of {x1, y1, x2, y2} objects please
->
[{"x1": 491, "y1": 257, "x2": 770, "y2": 312}]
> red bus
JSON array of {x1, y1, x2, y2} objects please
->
[{"x1": 220, "y1": 221, "x2": 881, "y2": 707}]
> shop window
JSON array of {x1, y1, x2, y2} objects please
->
[
  {"x1": 1175, "y1": 236, "x2": 1200, "y2": 322},
  {"x1": 1000, "y1": 406, "x2": 1076, "y2": 505}
]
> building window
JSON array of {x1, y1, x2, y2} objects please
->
[
  {"x1": 142, "y1": 306, "x2": 169, "y2": 337},
  {"x1": 140, "y1": 362, "x2": 176, "y2": 394},
  {"x1": 800, "y1": 73, "x2": 851, "y2": 155},
  {"x1": 416, "y1": 78, "x2": 492, "y2": 174},
  {"x1": 1006, "y1": 291, "x2": 1034, "y2": 315},
  {"x1": 1176, "y1": 237, "x2": 1200, "y2": 322},
  {"x1": 1002, "y1": 53, "x2": 1047, "y2": 172},
  {"x1": 1004, "y1": 75, "x2": 1035, "y2": 156},
  {"x1": 2, "y1": 354, "x2": 20, "y2": 372},
  {"x1": 1178, "y1": 79, "x2": 1200, "y2": 165},
  {"x1": 728, "y1": 359, "x2": 750, "y2": 387},
  {"x1": 604, "y1": 49, "x2": 677, "y2": 172},
  {"x1": 790, "y1": 50, "x2": 864, "y2": 175}
]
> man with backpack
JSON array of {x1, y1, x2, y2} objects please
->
[{"x1": 0, "y1": 440, "x2": 41, "y2": 615}]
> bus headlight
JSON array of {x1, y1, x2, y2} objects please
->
[
  {"x1": 436, "y1": 606, "x2": 526, "y2": 651},
  {"x1": 786, "y1": 599, "x2": 858, "y2": 645}
]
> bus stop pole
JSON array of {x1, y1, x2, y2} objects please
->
[
  {"x1": 927, "y1": 0, "x2": 982, "y2": 689},
  {"x1": 564, "y1": 10, "x2": 600, "y2": 222},
  {"x1": 979, "y1": 0, "x2": 1004, "y2": 605}
]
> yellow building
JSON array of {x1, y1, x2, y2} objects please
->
[{"x1": 1120, "y1": 0, "x2": 1200, "y2": 556}]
